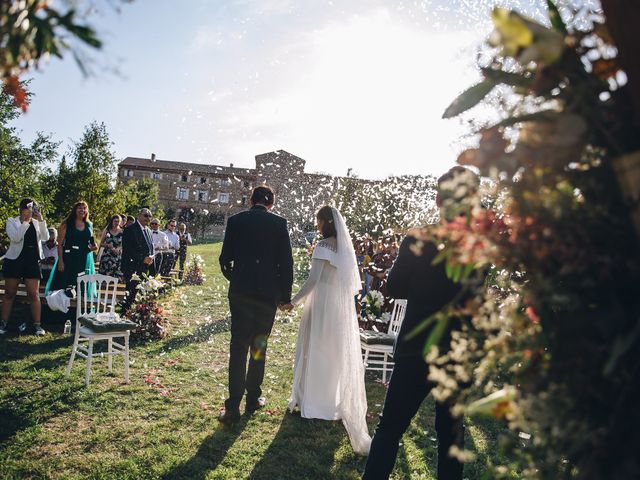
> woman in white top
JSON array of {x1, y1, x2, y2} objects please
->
[
  {"x1": 1, "y1": 198, "x2": 49, "y2": 336},
  {"x1": 288, "y1": 206, "x2": 371, "y2": 455}
]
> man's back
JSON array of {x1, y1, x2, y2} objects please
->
[{"x1": 219, "y1": 206, "x2": 293, "y2": 303}]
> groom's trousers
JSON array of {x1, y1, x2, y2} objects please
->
[
  {"x1": 225, "y1": 295, "x2": 277, "y2": 412},
  {"x1": 362, "y1": 356, "x2": 464, "y2": 480}
]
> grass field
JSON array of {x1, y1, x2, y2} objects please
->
[{"x1": 0, "y1": 243, "x2": 511, "y2": 479}]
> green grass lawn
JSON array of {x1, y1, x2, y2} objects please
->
[{"x1": 0, "y1": 243, "x2": 511, "y2": 479}]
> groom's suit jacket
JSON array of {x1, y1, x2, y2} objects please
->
[{"x1": 219, "y1": 205, "x2": 294, "y2": 304}]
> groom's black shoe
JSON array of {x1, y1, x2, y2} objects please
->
[
  {"x1": 218, "y1": 408, "x2": 241, "y2": 425},
  {"x1": 245, "y1": 397, "x2": 266, "y2": 414}
]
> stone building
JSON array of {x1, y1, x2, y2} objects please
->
[
  {"x1": 118, "y1": 150, "x2": 437, "y2": 240},
  {"x1": 118, "y1": 150, "x2": 340, "y2": 239}
]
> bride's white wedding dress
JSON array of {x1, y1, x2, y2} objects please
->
[{"x1": 288, "y1": 208, "x2": 371, "y2": 455}]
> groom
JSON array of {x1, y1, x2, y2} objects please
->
[{"x1": 218, "y1": 185, "x2": 294, "y2": 424}]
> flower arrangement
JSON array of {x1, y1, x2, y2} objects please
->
[
  {"x1": 358, "y1": 290, "x2": 388, "y2": 330},
  {"x1": 123, "y1": 273, "x2": 168, "y2": 341},
  {"x1": 184, "y1": 254, "x2": 206, "y2": 285},
  {"x1": 420, "y1": 3, "x2": 640, "y2": 479}
]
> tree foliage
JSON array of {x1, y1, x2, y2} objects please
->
[{"x1": 0, "y1": 87, "x2": 58, "y2": 248}]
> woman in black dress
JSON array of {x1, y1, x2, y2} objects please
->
[
  {"x1": 46, "y1": 201, "x2": 98, "y2": 293},
  {"x1": 1, "y1": 198, "x2": 50, "y2": 336},
  {"x1": 98, "y1": 215, "x2": 123, "y2": 278}
]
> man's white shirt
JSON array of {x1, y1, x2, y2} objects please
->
[{"x1": 151, "y1": 229, "x2": 169, "y2": 252}]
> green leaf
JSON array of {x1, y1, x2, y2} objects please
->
[
  {"x1": 442, "y1": 80, "x2": 495, "y2": 119},
  {"x1": 405, "y1": 314, "x2": 437, "y2": 340},
  {"x1": 547, "y1": 0, "x2": 568, "y2": 35},
  {"x1": 494, "y1": 109, "x2": 561, "y2": 128},
  {"x1": 461, "y1": 262, "x2": 476, "y2": 280},
  {"x1": 481, "y1": 67, "x2": 532, "y2": 88},
  {"x1": 422, "y1": 317, "x2": 449, "y2": 357}
]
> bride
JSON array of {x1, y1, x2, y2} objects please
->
[{"x1": 288, "y1": 206, "x2": 371, "y2": 455}]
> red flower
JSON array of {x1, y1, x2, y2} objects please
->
[{"x1": 525, "y1": 306, "x2": 541, "y2": 324}]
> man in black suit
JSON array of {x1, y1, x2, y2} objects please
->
[
  {"x1": 121, "y1": 208, "x2": 155, "y2": 309},
  {"x1": 363, "y1": 167, "x2": 479, "y2": 480},
  {"x1": 218, "y1": 185, "x2": 294, "y2": 424}
]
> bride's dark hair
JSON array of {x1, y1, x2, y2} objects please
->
[{"x1": 317, "y1": 206, "x2": 337, "y2": 238}]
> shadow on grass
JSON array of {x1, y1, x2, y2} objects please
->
[
  {"x1": 147, "y1": 318, "x2": 231, "y2": 354},
  {"x1": 161, "y1": 418, "x2": 247, "y2": 480},
  {"x1": 0, "y1": 381, "x2": 100, "y2": 443},
  {"x1": 0, "y1": 334, "x2": 71, "y2": 363},
  {"x1": 248, "y1": 413, "x2": 347, "y2": 480}
]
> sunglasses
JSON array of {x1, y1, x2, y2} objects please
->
[{"x1": 143, "y1": 213, "x2": 152, "y2": 218}]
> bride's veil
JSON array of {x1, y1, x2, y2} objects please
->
[
  {"x1": 330, "y1": 207, "x2": 362, "y2": 295},
  {"x1": 329, "y1": 207, "x2": 372, "y2": 454}
]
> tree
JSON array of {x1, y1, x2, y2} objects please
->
[
  {"x1": 0, "y1": 1, "x2": 132, "y2": 112},
  {"x1": 120, "y1": 177, "x2": 162, "y2": 219},
  {"x1": 0, "y1": 87, "x2": 59, "y2": 248},
  {"x1": 48, "y1": 121, "x2": 124, "y2": 229}
]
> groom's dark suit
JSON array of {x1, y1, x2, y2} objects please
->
[
  {"x1": 219, "y1": 205, "x2": 294, "y2": 412},
  {"x1": 363, "y1": 234, "x2": 465, "y2": 480}
]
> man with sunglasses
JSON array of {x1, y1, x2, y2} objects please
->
[{"x1": 121, "y1": 208, "x2": 155, "y2": 309}]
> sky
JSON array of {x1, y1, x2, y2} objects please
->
[{"x1": 14, "y1": 0, "x2": 557, "y2": 179}]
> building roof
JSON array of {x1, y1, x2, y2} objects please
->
[{"x1": 119, "y1": 157, "x2": 255, "y2": 177}]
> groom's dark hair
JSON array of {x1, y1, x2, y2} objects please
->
[{"x1": 250, "y1": 185, "x2": 275, "y2": 207}]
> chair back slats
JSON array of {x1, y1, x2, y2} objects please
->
[
  {"x1": 76, "y1": 274, "x2": 119, "y2": 320},
  {"x1": 387, "y1": 299, "x2": 407, "y2": 336}
]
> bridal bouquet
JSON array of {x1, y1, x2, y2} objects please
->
[{"x1": 184, "y1": 254, "x2": 206, "y2": 285}]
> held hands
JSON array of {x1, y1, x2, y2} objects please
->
[
  {"x1": 143, "y1": 256, "x2": 153, "y2": 265},
  {"x1": 278, "y1": 302, "x2": 294, "y2": 312}
]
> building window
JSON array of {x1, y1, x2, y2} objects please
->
[
  {"x1": 197, "y1": 190, "x2": 208, "y2": 202},
  {"x1": 176, "y1": 187, "x2": 189, "y2": 200},
  {"x1": 218, "y1": 192, "x2": 230, "y2": 204},
  {"x1": 151, "y1": 172, "x2": 162, "y2": 180},
  {"x1": 241, "y1": 195, "x2": 247, "y2": 206},
  {"x1": 212, "y1": 213, "x2": 225, "y2": 225},
  {"x1": 123, "y1": 169, "x2": 134, "y2": 177},
  {"x1": 181, "y1": 174, "x2": 188, "y2": 182},
  {"x1": 217, "y1": 178, "x2": 231, "y2": 187},
  {"x1": 200, "y1": 177, "x2": 207, "y2": 184}
]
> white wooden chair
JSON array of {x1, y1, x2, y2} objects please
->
[
  {"x1": 65, "y1": 274, "x2": 131, "y2": 386},
  {"x1": 360, "y1": 299, "x2": 407, "y2": 383}
]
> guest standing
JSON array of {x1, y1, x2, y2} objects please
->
[
  {"x1": 40, "y1": 228, "x2": 58, "y2": 281},
  {"x1": 46, "y1": 201, "x2": 97, "y2": 294},
  {"x1": 177, "y1": 223, "x2": 192, "y2": 279},
  {"x1": 363, "y1": 167, "x2": 477, "y2": 480},
  {"x1": 98, "y1": 214, "x2": 123, "y2": 278},
  {"x1": 149, "y1": 218, "x2": 169, "y2": 276},
  {"x1": 163, "y1": 219, "x2": 180, "y2": 277},
  {"x1": 1, "y1": 199, "x2": 50, "y2": 336},
  {"x1": 121, "y1": 208, "x2": 154, "y2": 309},
  {"x1": 124, "y1": 215, "x2": 135, "y2": 228}
]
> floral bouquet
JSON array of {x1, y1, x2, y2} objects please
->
[
  {"x1": 358, "y1": 290, "x2": 389, "y2": 330},
  {"x1": 184, "y1": 254, "x2": 206, "y2": 285},
  {"x1": 123, "y1": 273, "x2": 167, "y2": 341}
]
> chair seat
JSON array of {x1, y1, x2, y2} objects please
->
[
  {"x1": 79, "y1": 326, "x2": 130, "y2": 337},
  {"x1": 360, "y1": 330, "x2": 395, "y2": 346},
  {"x1": 79, "y1": 315, "x2": 136, "y2": 332}
]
